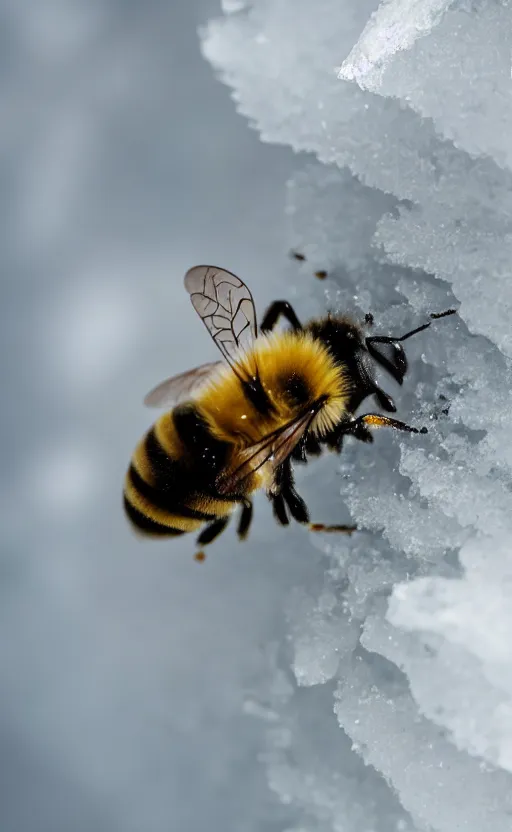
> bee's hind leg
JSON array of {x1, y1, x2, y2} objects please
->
[
  {"x1": 196, "y1": 516, "x2": 230, "y2": 546},
  {"x1": 284, "y1": 488, "x2": 309, "y2": 524},
  {"x1": 270, "y1": 492, "x2": 290, "y2": 526}
]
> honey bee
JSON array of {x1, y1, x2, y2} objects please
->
[{"x1": 124, "y1": 265, "x2": 455, "y2": 550}]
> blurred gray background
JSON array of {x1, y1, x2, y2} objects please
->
[{"x1": 0, "y1": 2, "x2": 318, "y2": 830}]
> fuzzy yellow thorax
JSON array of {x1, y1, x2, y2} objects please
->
[{"x1": 196, "y1": 330, "x2": 352, "y2": 446}]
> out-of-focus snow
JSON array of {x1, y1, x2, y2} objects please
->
[
  {"x1": 221, "y1": 0, "x2": 249, "y2": 12},
  {"x1": 202, "y1": 1, "x2": 512, "y2": 830},
  {"x1": 3, "y1": 2, "x2": 301, "y2": 832}
]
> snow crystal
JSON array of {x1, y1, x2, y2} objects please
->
[
  {"x1": 388, "y1": 534, "x2": 512, "y2": 773},
  {"x1": 203, "y1": 1, "x2": 512, "y2": 830},
  {"x1": 338, "y1": 0, "x2": 454, "y2": 92},
  {"x1": 354, "y1": 0, "x2": 512, "y2": 169}
]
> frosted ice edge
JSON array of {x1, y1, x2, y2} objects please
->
[{"x1": 338, "y1": 0, "x2": 455, "y2": 92}]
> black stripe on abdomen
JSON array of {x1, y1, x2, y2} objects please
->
[
  {"x1": 144, "y1": 427, "x2": 184, "y2": 488},
  {"x1": 172, "y1": 403, "x2": 230, "y2": 477},
  {"x1": 128, "y1": 465, "x2": 216, "y2": 521},
  {"x1": 123, "y1": 496, "x2": 185, "y2": 536}
]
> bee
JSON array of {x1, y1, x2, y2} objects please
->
[{"x1": 124, "y1": 265, "x2": 455, "y2": 550}]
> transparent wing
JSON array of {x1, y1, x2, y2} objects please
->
[
  {"x1": 144, "y1": 361, "x2": 222, "y2": 409},
  {"x1": 184, "y1": 265, "x2": 257, "y2": 369},
  {"x1": 216, "y1": 408, "x2": 317, "y2": 496}
]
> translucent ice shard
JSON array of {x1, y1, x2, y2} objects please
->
[
  {"x1": 338, "y1": 0, "x2": 454, "y2": 92},
  {"x1": 387, "y1": 535, "x2": 512, "y2": 773},
  {"x1": 361, "y1": 0, "x2": 512, "y2": 169},
  {"x1": 335, "y1": 653, "x2": 512, "y2": 832}
]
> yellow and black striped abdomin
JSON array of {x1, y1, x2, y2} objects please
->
[{"x1": 124, "y1": 404, "x2": 234, "y2": 537}]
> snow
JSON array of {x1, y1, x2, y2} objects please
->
[
  {"x1": 338, "y1": 0, "x2": 454, "y2": 91},
  {"x1": 349, "y1": 0, "x2": 512, "y2": 168},
  {"x1": 201, "y1": 0, "x2": 512, "y2": 830}
]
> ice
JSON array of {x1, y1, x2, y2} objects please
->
[
  {"x1": 335, "y1": 651, "x2": 512, "y2": 832},
  {"x1": 246, "y1": 645, "x2": 417, "y2": 832},
  {"x1": 202, "y1": 1, "x2": 512, "y2": 831},
  {"x1": 338, "y1": 0, "x2": 454, "y2": 92},
  {"x1": 286, "y1": 588, "x2": 359, "y2": 686},
  {"x1": 387, "y1": 535, "x2": 512, "y2": 772},
  {"x1": 350, "y1": 0, "x2": 512, "y2": 169}
]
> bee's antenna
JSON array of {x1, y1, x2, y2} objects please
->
[
  {"x1": 369, "y1": 308, "x2": 458, "y2": 345},
  {"x1": 430, "y1": 308, "x2": 457, "y2": 320},
  {"x1": 365, "y1": 308, "x2": 457, "y2": 385}
]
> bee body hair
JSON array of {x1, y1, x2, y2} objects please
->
[{"x1": 124, "y1": 329, "x2": 350, "y2": 538}]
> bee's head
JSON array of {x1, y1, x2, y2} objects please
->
[
  {"x1": 309, "y1": 315, "x2": 405, "y2": 413},
  {"x1": 312, "y1": 308, "x2": 455, "y2": 413}
]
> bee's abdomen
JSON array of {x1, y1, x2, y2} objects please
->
[{"x1": 124, "y1": 405, "x2": 233, "y2": 538}]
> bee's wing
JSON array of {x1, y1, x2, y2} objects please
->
[
  {"x1": 144, "y1": 361, "x2": 223, "y2": 409},
  {"x1": 184, "y1": 265, "x2": 257, "y2": 371},
  {"x1": 216, "y1": 407, "x2": 318, "y2": 496}
]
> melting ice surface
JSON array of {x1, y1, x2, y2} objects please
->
[{"x1": 202, "y1": 1, "x2": 512, "y2": 829}]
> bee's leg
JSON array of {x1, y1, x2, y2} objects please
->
[
  {"x1": 323, "y1": 424, "x2": 345, "y2": 453},
  {"x1": 344, "y1": 413, "x2": 427, "y2": 443},
  {"x1": 310, "y1": 523, "x2": 357, "y2": 534},
  {"x1": 291, "y1": 433, "x2": 322, "y2": 463},
  {"x1": 260, "y1": 301, "x2": 302, "y2": 332},
  {"x1": 327, "y1": 415, "x2": 390, "y2": 452},
  {"x1": 270, "y1": 492, "x2": 290, "y2": 526},
  {"x1": 283, "y1": 486, "x2": 310, "y2": 524},
  {"x1": 236, "y1": 499, "x2": 253, "y2": 540},
  {"x1": 305, "y1": 433, "x2": 322, "y2": 457},
  {"x1": 278, "y1": 458, "x2": 310, "y2": 524},
  {"x1": 268, "y1": 465, "x2": 291, "y2": 525},
  {"x1": 196, "y1": 515, "x2": 230, "y2": 546}
]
